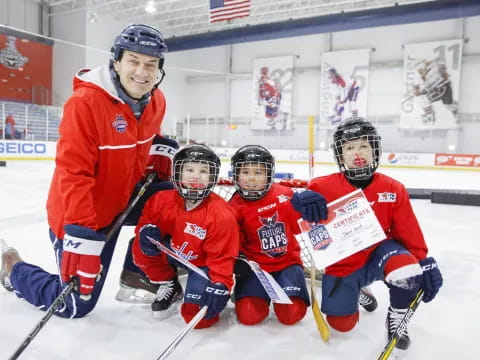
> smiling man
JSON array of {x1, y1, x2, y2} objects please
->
[{"x1": 0, "y1": 24, "x2": 170, "y2": 319}]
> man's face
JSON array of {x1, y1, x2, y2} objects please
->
[
  {"x1": 113, "y1": 50, "x2": 160, "y2": 99},
  {"x1": 341, "y1": 138, "x2": 373, "y2": 169}
]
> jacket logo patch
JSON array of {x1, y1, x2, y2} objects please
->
[
  {"x1": 112, "y1": 114, "x2": 128, "y2": 133},
  {"x1": 377, "y1": 192, "x2": 397, "y2": 202}
]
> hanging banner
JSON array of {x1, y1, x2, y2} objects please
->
[
  {"x1": 251, "y1": 56, "x2": 293, "y2": 131},
  {"x1": 400, "y1": 39, "x2": 463, "y2": 129},
  {"x1": 0, "y1": 28, "x2": 53, "y2": 105},
  {"x1": 319, "y1": 49, "x2": 370, "y2": 127}
]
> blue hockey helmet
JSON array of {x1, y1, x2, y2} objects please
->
[{"x1": 112, "y1": 24, "x2": 167, "y2": 68}]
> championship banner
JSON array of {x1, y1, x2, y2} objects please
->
[
  {"x1": 251, "y1": 56, "x2": 293, "y2": 131},
  {"x1": 319, "y1": 49, "x2": 370, "y2": 127},
  {"x1": 400, "y1": 39, "x2": 463, "y2": 129},
  {"x1": 0, "y1": 28, "x2": 53, "y2": 105}
]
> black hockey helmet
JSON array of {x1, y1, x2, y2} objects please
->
[
  {"x1": 332, "y1": 117, "x2": 382, "y2": 181},
  {"x1": 173, "y1": 144, "x2": 220, "y2": 201},
  {"x1": 231, "y1": 145, "x2": 275, "y2": 200}
]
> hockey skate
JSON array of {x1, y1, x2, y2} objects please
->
[
  {"x1": 359, "y1": 286, "x2": 378, "y2": 312},
  {"x1": 115, "y1": 269, "x2": 160, "y2": 304},
  {"x1": 0, "y1": 238, "x2": 22, "y2": 292},
  {"x1": 386, "y1": 306, "x2": 411, "y2": 351},
  {"x1": 151, "y1": 277, "x2": 184, "y2": 319}
]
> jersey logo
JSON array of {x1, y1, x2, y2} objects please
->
[
  {"x1": 112, "y1": 114, "x2": 128, "y2": 133},
  {"x1": 277, "y1": 194, "x2": 290, "y2": 203},
  {"x1": 184, "y1": 222, "x2": 207, "y2": 240},
  {"x1": 257, "y1": 202, "x2": 276, "y2": 213},
  {"x1": 377, "y1": 192, "x2": 397, "y2": 202},
  {"x1": 172, "y1": 242, "x2": 198, "y2": 262},
  {"x1": 257, "y1": 211, "x2": 288, "y2": 258}
]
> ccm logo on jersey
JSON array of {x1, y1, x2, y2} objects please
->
[
  {"x1": 258, "y1": 203, "x2": 276, "y2": 213},
  {"x1": 184, "y1": 222, "x2": 207, "y2": 240},
  {"x1": 377, "y1": 192, "x2": 397, "y2": 202}
]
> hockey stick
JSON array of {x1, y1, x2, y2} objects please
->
[
  {"x1": 9, "y1": 172, "x2": 157, "y2": 360},
  {"x1": 156, "y1": 305, "x2": 208, "y2": 360},
  {"x1": 377, "y1": 289, "x2": 424, "y2": 360},
  {"x1": 309, "y1": 257, "x2": 330, "y2": 343}
]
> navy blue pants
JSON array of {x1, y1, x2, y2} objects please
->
[{"x1": 9, "y1": 228, "x2": 120, "y2": 318}]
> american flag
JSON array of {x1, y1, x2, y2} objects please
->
[{"x1": 209, "y1": 0, "x2": 251, "y2": 23}]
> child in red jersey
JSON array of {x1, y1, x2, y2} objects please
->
[
  {"x1": 229, "y1": 145, "x2": 328, "y2": 325},
  {"x1": 132, "y1": 144, "x2": 239, "y2": 329},
  {"x1": 308, "y1": 117, "x2": 443, "y2": 353}
]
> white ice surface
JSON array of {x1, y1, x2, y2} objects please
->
[{"x1": 1, "y1": 161, "x2": 479, "y2": 360}]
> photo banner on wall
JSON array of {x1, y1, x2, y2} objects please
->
[
  {"x1": 0, "y1": 28, "x2": 53, "y2": 105},
  {"x1": 400, "y1": 39, "x2": 463, "y2": 129},
  {"x1": 251, "y1": 56, "x2": 293, "y2": 131},
  {"x1": 319, "y1": 49, "x2": 370, "y2": 127}
]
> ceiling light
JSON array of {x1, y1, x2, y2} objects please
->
[{"x1": 145, "y1": 1, "x2": 156, "y2": 13}]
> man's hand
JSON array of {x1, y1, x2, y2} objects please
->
[{"x1": 61, "y1": 225, "x2": 105, "y2": 296}]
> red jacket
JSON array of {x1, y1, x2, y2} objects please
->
[
  {"x1": 308, "y1": 172, "x2": 428, "y2": 276},
  {"x1": 47, "y1": 65, "x2": 165, "y2": 238}
]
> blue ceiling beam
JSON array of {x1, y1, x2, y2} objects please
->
[{"x1": 166, "y1": 0, "x2": 480, "y2": 52}]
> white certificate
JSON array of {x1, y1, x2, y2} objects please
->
[{"x1": 296, "y1": 189, "x2": 385, "y2": 269}]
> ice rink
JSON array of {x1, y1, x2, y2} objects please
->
[{"x1": 1, "y1": 160, "x2": 480, "y2": 360}]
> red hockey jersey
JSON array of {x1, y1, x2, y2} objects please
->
[
  {"x1": 308, "y1": 172, "x2": 428, "y2": 277},
  {"x1": 135, "y1": 190, "x2": 239, "y2": 290},
  {"x1": 229, "y1": 184, "x2": 304, "y2": 273}
]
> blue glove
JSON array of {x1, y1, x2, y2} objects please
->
[
  {"x1": 291, "y1": 190, "x2": 328, "y2": 223},
  {"x1": 201, "y1": 282, "x2": 230, "y2": 320},
  {"x1": 419, "y1": 257, "x2": 443, "y2": 302},
  {"x1": 139, "y1": 224, "x2": 162, "y2": 256}
]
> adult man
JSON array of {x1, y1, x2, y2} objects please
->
[{"x1": 0, "y1": 24, "x2": 168, "y2": 318}]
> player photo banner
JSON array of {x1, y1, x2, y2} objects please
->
[
  {"x1": 251, "y1": 56, "x2": 293, "y2": 131},
  {"x1": 319, "y1": 49, "x2": 370, "y2": 127},
  {"x1": 400, "y1": 39, "x2": 463, "y2": 129}
]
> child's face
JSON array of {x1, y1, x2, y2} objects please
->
[
  {"x1": 341, "y1": 138, "x2": 373, "y2": 169},
  {"x1": 180, "y1": 161, "x2": 210, "y2": 189},
  {"x1": 237, "y1": 163, "x2": 267, "y2": 191}
]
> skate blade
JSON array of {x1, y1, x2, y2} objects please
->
[
  {"x1": 152, "y1": 304, "x2": 179, "y2": 320},
  {"x1": 115, "y1": 287, "x2": 156, "y2": 304}
]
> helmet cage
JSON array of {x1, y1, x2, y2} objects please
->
[
  {"x1": 231, "y1": 145, "x2": 275, "y2": 200},
  {"x1": 333, "y1": 134, "x2": 381, "y2": 181},
  {"x1": 173, "y1": 159, "x2": 219, "y2": 201},
  {"x1": 232, "y1": 161, "x2": 274, "y2": 200}
]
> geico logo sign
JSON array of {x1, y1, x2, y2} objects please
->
[{"x1": 0, "y1": 142, "x2": 47, "y2": 154}]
